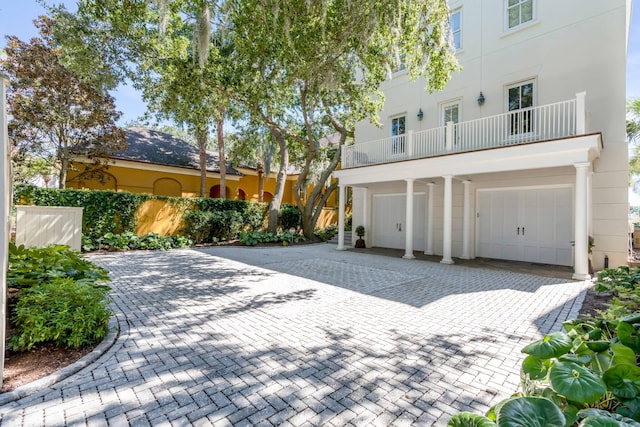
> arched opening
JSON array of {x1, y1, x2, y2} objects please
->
[
  {"x1": 237, "y1": 189, "x2": 246, "y2": 200},
  {"x1": 263, "y1": 192, "x2": 273, "y2": 203},
  {"x1": 153, "y1": 178, "x2": 182, "y2": 197},
  {"x1": 210, "y1": 185, "x2": 231, "y2": 199},
  {"x1": 70, "y1": 170, "x2": 117, "y2": 191}
]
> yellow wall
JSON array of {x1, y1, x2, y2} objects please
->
[
  {"x1": 68, "y1": 162, "x2": 250, "y2": 200},
  {"x1": 135, "y1": 199, "x2": 191, "y2": 235}
]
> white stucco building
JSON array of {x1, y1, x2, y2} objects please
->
[{"x1": 334, "y1": 0, "x2": 632, "y2": 279}]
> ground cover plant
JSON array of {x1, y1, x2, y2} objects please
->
[
  {"x1": 448, "y1": 266, "x2": 640, "y2": 426},
  {"x1": 7, "y1": 243, "x2": 112, "y2": 351},
  {"x1": 82, "y1": 232, "x2": 192, "y2": 252}
]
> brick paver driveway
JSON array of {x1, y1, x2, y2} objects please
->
[{"x1": 0, "y1": 244, "x2": 589, "y2": 426}]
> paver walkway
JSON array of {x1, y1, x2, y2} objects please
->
[{"x1": 0, "y1": 244, "x2": 590, "y2": 426}]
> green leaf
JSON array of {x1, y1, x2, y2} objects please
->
[
  {"x1": 611, "y1": 343, "x2": 637, "y2": 366},
  {"x1": 522, "y1": 356, "x2": 550, "y2": 380},
  {"x1": 590, "y1": 351, "x2": 613, "y2": 373},
  {"x1": 577, "y1": 409, "x2": 640, "y2": 427},
  {"x1": 447, "y1": 413, "x2": 496, "y2": 427},
  {"x1": 603, "y1": 364, "x2": 640, "y2": 399},
  {"x1": 495, "y1": 397, "x2": 565, "y2": 427},
  {"x1": 563, "y1": 404, "x2": 579, "y2": 427},
  {"x1": 618, "y1": 322, "x2": 640, "y2": 353},
  {"x1": 620, "y1": 313, "x2": 640, "y2": 324},
  {"x1": 586, "y1": 340, "x2": 611, "y2": 353},
  {"x1": 579, "y1": 418, "x2": 632, "y2": 427},
  {"x1": 549, "y1": 361, "x2": 606, "y2": 403},
  {"x1": 521, "y1": 332, "x2": 573, "y2": 359}
]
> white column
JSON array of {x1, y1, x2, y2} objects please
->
[
  {"x1": 573, "y1": 163, "x2": 590, "y2": 280},
  {"x1": 403, "y1": 179, "x2": 416, "y2": 259},
  {"x1": 362, "y1": 187, "x2": 368, "y2": 239},
  {"x1": 0, "y1": 74, "x2": 9, "y2": 383},
  {"x1": 576, "y1": 92, "x2": 587, "y2": 135},
  {"x1": 337, "y1": 184, "x2": 347, "y2": 251},
  {"x1": 461, "y1": 180, "x2": 471, "y2": 259},
  {"x1": 441, "y1": 175, "x2": 454, "y2": 264},
  {"x1": 425, "y1": 182, "x2": 434, "y2": 255}
]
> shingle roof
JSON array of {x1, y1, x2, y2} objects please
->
[{"x1": 115, "y1": 128, "x2": 241, "y2": 175}]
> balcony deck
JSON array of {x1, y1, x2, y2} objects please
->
[{"x1": 342, "y1": 97, "x2": 583, "y2": 169}]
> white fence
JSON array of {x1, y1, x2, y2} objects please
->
[
  {"x1": 342, "y1": 95, "x2": 583, "y2": 168},
  {"x1": 15, "y1": 206, "x2": 83, "y2": 251}
]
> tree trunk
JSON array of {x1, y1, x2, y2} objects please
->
[
  {"x1": 267, "y1": 128, "x2": 288, "y2": 234},
  {"x1": 58, "y1": 157, "x2": 68, "y2": 189},
  {"x1": 216, "y1": 112, "x2": 226, "y2": 199},
  {"x1": 196, "y1": 128, "x2": 208, "y2": 197},
  {"x1": 257, "y1": 161, "x2": 264, "y2": 203}
]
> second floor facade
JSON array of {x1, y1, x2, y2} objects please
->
[{"x1": 350, "y1": 0, "x2": 630, "y2": 169}]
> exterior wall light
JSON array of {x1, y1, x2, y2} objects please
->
[
  {"x1": 477, "y1": 92, "x2": 485, "y2": 106},
  {"x1": 417, "y1": 108, "x2": 424, "y2": 121}
]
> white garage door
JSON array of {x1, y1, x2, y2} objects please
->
[
  {"x1": 373, "y1": 193, "x2": 425, "y2": 251},
  {"x1": 477, "y1": 187, "x2": 573, "y2": 266}
]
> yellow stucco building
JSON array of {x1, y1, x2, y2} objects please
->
[{"x1": 66, "y1": 128, "x2": 299, "y2": 204}]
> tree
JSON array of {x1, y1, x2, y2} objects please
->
[
  {"x1": 74, "y1": 1, "x2": 233, "y2": 198},
  {"x1": 227, "y1": 0, "x2": 458, "y2": 236},
  {"x1": 1, "y1": 17, "x2": 126, "y2": 188}
]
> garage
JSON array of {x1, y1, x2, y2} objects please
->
[
  {"x1": 372, "y1": 193, "x2": 425, "y2": 251},
  {"x1": 476, "y1": 186, "x2": 573, "y2": 266}
]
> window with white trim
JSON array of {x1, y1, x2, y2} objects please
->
[
  {"x1": 450, "y1": 9, "x2": 462, "y2": 51},
  {"x1": 390, "y1": 115, "x2": 406, "y2": 154},
  {"x1": 442, "y1": 101, "x2": 461, "y2": 125},
  {"x1": 441, "y1": 100, "x2": 461, "y2": 145},
  {"x1": 507, "y1": 80, "x2": 535, "y2": 135},
  {"x1": 506, "y1": 0, "x2": 534, "y2": 30}
]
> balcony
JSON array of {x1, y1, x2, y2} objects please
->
[{"x1": 342, "y1": 93, "x2": 586, "y2": 169}]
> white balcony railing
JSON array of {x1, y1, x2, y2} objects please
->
[{"x1": 342, "y1": 93, "x2": 586, "y2": 169}]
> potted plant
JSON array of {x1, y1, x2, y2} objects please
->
[{"x1": 355, "y1": 225, "x2": 366, "y2": 248}]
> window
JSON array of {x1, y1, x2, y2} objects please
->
[
  {"x1": 391, "y1": 115, "x2": 406, "y2": 154},
  {"x1": 442, "y1": 101, "x2": 461, "y2": 145},
  {"x1": 442, "y1": 102, "x2": 460, "y2": 125},
  {"x1": 450, "y1": 9, "x2": 462, "y2": 50},
  {"x1": 507, "y1": 80, "x2": 535, "y2": 135},
  {"x1": 507, "y1": 0, "x2": 534, "y2": 30}
]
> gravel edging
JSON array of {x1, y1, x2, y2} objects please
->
[{"x1": 0, "y1": 316, "x2": 119, "y2": 406}]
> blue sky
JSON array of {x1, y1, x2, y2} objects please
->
[{"x1": 1, "y1": 1, "x2": 639, "y2": 123}]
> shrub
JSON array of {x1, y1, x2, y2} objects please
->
[
  {"x1": 279, "y1": 204, "x2": 301, "y2": 230},
  {"x1": 315, "y1": 224, "x2": 338, "y2": 241},
  {"x1": 8, "y1": 242, "x2": 109, "y2": 289},
  {"x1": 182, "y1": 210, "x2": 214, "y2": 243},
  {"x1": 82, "y1": 232, "x2": 193, "y2": 251},
  {"x1": 243, "y1": 202, "x2": 268, "y2": 230},
  {"x1": 238, "y1": 230, "x2": 306, "y2": 246},
  {"x1": 10, "y1": 278, "x2": 112, "y2": 351},
  {"x1": 210, "y1": 210, "x2": 243, "y2": 240}
]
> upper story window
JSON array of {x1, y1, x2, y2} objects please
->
[
  {"x1": 391, "y1": 115, "x2": 406, "y2": 154},
  {"x1": 442, "y1": 101, "x2": 461, "y2": 125},
  {"x1": 506, "y1": 0, "x2": 534, "y2": 30},
  {"x1": 450, "y1": 9, "x2": 462, "y2": 51},
  {"x1": 507, "y1": 80, "x2": 535, "y2": 135}
]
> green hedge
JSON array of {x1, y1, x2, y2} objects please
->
[{"x1": 14, "y1": 185, "x2": 268, "y2": 241}]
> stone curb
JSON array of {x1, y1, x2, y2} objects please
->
[{"x1": 0, "y1": 316, "x2": 120, "y2": 406}]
